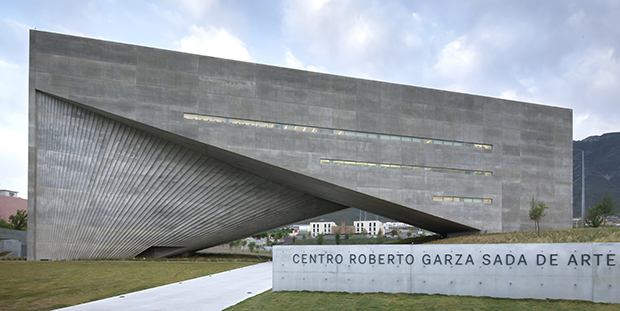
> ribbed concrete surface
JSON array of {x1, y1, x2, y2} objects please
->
[
  {"x1": 33, "y1": 93, "x2": 345, "y2": 259},
  {"x1": 57, "y1": 262, "x2": 272, "y2": 311}
]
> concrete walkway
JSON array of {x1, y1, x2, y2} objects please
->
[{"x1": 57, "y1": 262, "x2": 272, "y2": 311}]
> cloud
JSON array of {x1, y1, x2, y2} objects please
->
[
  {"x1": 280, "y1": 0, "x2": 620, "y2": 141},
  {"x1": 284, "y1": 48, "x2": 327, "y2": 73},
  {"x1": 178, "y1": 0, "x2": 219, "y2": 19},
  {"x1": 283, "y1": 1, "x2": 428, "y2": 81},
  {"x1": 0, "y1": 59, "x2": 26, "y2": 113},
  {"x1": 574, "y1": 113, "x2": 620, "y2": 141},
  {"x1": 0, "y1": 118, "x2": 28, "y2": 198},
  {"x1": 0, "y1": 18, "x2": 30, "y2": 61},
  {"x1": 284, "y1": 48, "x2": 304, "y2": 69},
  {"x1": 0, "y1": 59, "x2": 17, "y2": 68},
  {"x1": 2, "y1": 18, "x2": 29, "y2": 33},
  {"x1": 178, "y1": 25, "x2": 252, "y2": 62},
  {"x1": 434, "y1": 36, "x2": 480, "y2": 91},
  {"x1": 0, "y1": 59, "x2": 27, "y2": 198}
]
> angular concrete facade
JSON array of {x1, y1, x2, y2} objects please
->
[{"x1": 28, "y1": 31, "x2": 573, "y2": 260}]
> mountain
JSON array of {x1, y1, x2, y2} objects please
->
[
  {"x1": 573, "y1": 132, "x2": 620, "y2": 218},
  {"x1": 297, "y1": 208, "x2": 395, "y2": 226}
]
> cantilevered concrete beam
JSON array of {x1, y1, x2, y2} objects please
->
[{"x1": 28, "y1": 30, "x2": 572, "y2": 260}]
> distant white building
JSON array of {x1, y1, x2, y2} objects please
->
[
  {"x1": 383, "y1": 222, "x2": 413, "y2": 232},
  {"x1": 310, "y1": 221, "x2": 337, "y2": 236},
  {"x1": 354, "y1": 220, "x2": 383, "y2": 235},
  {"x1": 0, "y1": 190, "x2": 18, "y2": 197},
  {"x1": 293, "y1": 225, "x2": 310, "y2": 236}
]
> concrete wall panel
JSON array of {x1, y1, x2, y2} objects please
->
[{"x1": 274, "y1": 244, "x2": 619, "y2": 303}]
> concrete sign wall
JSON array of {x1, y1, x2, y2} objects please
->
[{"x1": 273, "y1": 244, "x2": 619, "y2": 303}]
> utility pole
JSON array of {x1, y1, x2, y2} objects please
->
[{"x1": 581, "y1": 150, "x2": 585, "y2": 227}]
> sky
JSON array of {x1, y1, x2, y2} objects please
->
[{"x1": 1, "y1": 0, "x2": 619, "y2": 198}]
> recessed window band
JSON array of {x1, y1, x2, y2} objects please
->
[
  {"x1": 434, "y1": 196, "x2": 492, "y2": 203},
  {"x1": 184, "y1": 113, "x2": 492, "y2": 150},
  {"x1": 320, "y1": 158, "x2": 493, "y2": 177}
]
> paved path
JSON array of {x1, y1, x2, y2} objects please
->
[{"x1": 57, "y1": 262, "x2": 272, "y2": 311}]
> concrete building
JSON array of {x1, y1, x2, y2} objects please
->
[
  {"x1": 0, "y1": 190, "x2": 19, "y2": 197},
  {"x1": 310, "y1": 222, "x2": 337, "y2": 237},
  {"x1": 354, "y1": 220, "x2": 383, "y2": 235},
  {"x1": 292, "y1": 225, "x2": 310, "y2": 236},
  {"x1": 28, "y1": 31, "x2": 572, "y2": 260}
]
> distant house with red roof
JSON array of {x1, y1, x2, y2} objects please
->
[{"x1": 0, "y1": 190, "x2": 27, "y2": 221}]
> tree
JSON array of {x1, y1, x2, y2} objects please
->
[
  {"x1": 585, "y1": 206, "x2": 604, "y2": 228},
  {"x1": 248, "y1": 241, "x2": 256, "y2": 252},
  {"x1": 529, "y1": 197, "x2": 548, "y2": 237},
  {"x1": 391, "y1": 229, "x2": 399, "y2": 238},
  {"x1": 344, "y1": 233, "x2": 350, "y2": 244},
  {"x1": 595, "y1": 192, "x2": 619, "y2": 226},
  {"x1": 7, "y1": 210, "x2": 27, "y2": 231},
  {"x1": 0, "y1": 219, "x2": 13, "y2": 229},
  {"x1": 335, "y1": 232, "x2": 341, "y2": 245},
  {"x1": 375, "y1": 229, "x2": 384, "y2": 244},
  {"x1": 316, "y1": 233, "x2": 324, "y2": 245}
]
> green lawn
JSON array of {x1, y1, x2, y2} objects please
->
[
  {"x1": 3, "y1": 228, "x2": 619, "y2": 310},
  {"x1": 227, "y1": 291, "x2": 619, "y2": 311},
  {"x1": 0, "y1": 260, "x2": 251, "y2": 311},
  {"x1": 228, "y1": 227, "x2": 620, "y2": 311}
]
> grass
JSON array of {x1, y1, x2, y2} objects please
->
[
  {"x1": 226, "y1": 291, "x2": 620, "y2": 311},
  {"x1": 227, "y1": 227, "x2": 620, "y2": 311},
  {"x1": 3, "y1": 228, "x2": 619, "y2": 310},
  {"x1": 428, "y1": 226, "x2": 620, "y2": 244},
  {"x1": 0, "y1": 260, "x2": 252, "y2": 311}
]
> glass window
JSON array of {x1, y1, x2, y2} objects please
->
[
  {"x1": 184, "y1": 113, "x2": 493, "y2": 150},
  {"x1": 434, "y1": 196, "x2": 491, "y2": 204}
]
